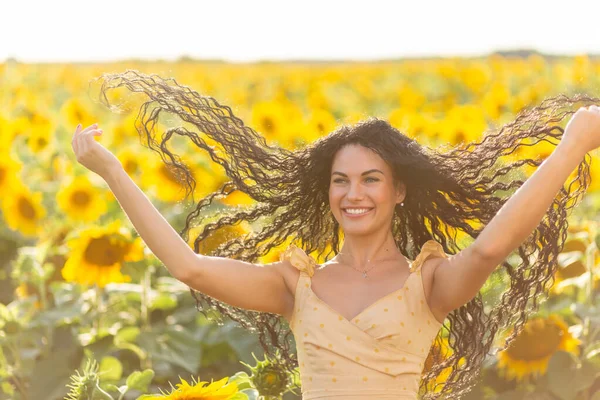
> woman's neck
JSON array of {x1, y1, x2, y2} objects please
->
[{"x1": 337, "y1": 230, "x2": 403, "y2": 268}]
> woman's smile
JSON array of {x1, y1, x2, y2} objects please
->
[{"x1": 342, "y1": 207, "x2": 374, "y2": 218}]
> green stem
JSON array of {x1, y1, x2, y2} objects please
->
[
  {"x1": 6, "y1": 343, "x2": 27, "y2": 400},
  {"x1": 36, "y1": 280, "x2": 54, "y2": 359},
  {"x1": 95, "y1": 286, "x2": 106, "y2": 336},
  {"x1": 581, "y1": 224, "x2": 598, "y2": 353},
  {"x1": 140, "y1": 266, "x2": 153, "y2": 332},
  {"x1": 94, "y1": 383, "x2": 115, "y2": 400},
  {"x1": 140, "y1": 266, "x2": 154, "y2": 370},
  {"x1": 10, "y1": 374, "x2": 28, "y2": 400}
]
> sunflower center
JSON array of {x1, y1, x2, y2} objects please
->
[
  {"x1": 71, "y1": 190, "x2": 91, "y2": 206},
  {"x1": 261, "y1": 117, "x2": 274, "y2": 134},
  {"x1": 505, "y1": 319, "x2": 563, "y2": 361},
  {"x1": 423, "y1": 341, "x2": 445, "y2": 372},
  {"x1": 84, "y1": 237, "x2": 126, "y2": 266},
  {"x1": 160, "y1": 164, "x2": 183, "y2": 185},
  {"x1": 18, "y1": 196, "x2": 37, "y2": 220},
  {"x1": 37, "y1": 137, "x2": 48, "y2": 148},
  {"x1": 124, "y1": 160, "x2": 139, "y2": 175}
]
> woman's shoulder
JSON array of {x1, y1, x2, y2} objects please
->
[
  {"x1": 279, "y1": 244, "x2": 317, "y2": 277},
  {"x1": 411, "y1": 239, "x2": 448, "y2": 272}
]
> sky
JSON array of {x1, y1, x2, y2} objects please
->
[{"x1": 2, "y1": 0, "x2": 600, "y2": 63}]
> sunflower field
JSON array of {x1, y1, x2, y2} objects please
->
[{"x1": 1, "y1": 54, "x2": 600, "y2": 400}]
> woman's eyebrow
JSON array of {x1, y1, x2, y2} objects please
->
[{"x1": 331, "y1": 169, "x2": 384, "y2": 177}]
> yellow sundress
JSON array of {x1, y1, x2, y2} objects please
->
[{"x1": 279, "y1": 240, "x2": 448, "y2": 399}]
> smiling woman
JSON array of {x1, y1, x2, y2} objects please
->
[{"x1": 89, "y1": 70, "x2": 597, "y2": 399}]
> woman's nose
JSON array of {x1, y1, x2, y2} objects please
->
[{"x1": 346, "y1": 183, "x2": 364, "y2": 199}]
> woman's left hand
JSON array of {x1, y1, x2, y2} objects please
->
[{"x1": 561, "y1": 105, "x2": 600, "y2": 154}]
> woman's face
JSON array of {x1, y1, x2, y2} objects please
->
[{"x1": 329, "y1": 144, "x2": 405, "y2": 235}]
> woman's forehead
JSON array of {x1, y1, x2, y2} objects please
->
[{"x1": 332, "y1": 145, "x2": 387, "y2": 170}]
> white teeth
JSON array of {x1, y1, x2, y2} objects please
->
[{"x1": 345, "y1": 208, "x2": 371, "y2": 214}]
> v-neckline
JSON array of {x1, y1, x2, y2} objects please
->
[{"x1": 307, "y1": 262, "x2": 416, "y2": 324}]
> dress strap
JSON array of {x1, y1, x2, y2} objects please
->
[
  {"x1": 279, "y1": 244, "x2": 316, "y2": 277},
  {"x1": 411, "y1": 240, "x2": 448, "y2": 273}
]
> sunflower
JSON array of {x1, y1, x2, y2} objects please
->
[
  {"x1": 219, "y1": 189, "x2": 255, "y2": 207},
  {"x1": 140, "y1": 157, "x2": 218, "y2": 203},
  {"x1": 442, "y1": 104, "x2": 488, "y2": 147},
  {"x1": 496, "y1": 314, "x2": 581, "y2": 382},
  {"x1": 61, "y1": 220, "x2": 145, "y2": 288},
  {"x1": 56, "y1": 176, "x2": 109, "y2": 222},
  {"x1": 421, "y1": 335, "x2": 464, "y2": 394},
  {"x1": 116, "y1": 147, "x2": 143, "y2": 177},
  {"x1": 61, "y1": 97, "x2": 97, "y2": 129},
  {"x1": 110, "y1": 114, "x2": 144, "y2": 147},
  {"x1": 26, "y1": 113, "x2": 54, "y2": 154},
  {"x1": 306, "y1": 108, "x2": 337, "y2": 139},
  {"x1": 0, "y1": 152, "x2": 22, "y2": 199},
  {"x1": 548, "y1": 235, "x2": 600, "y2": 295},
  {"x1": 0, "y1": 181, "x2": 47, "y2": 237},
  {"x1": 149, "y1": 376, "x2": 239, "y2": 400},
  {"x1": 0, "y1": 113, "x2": 17, "y2": 149},
  {"x1": 186, "y1": 222, "x2": 250, "y2": 256},
  {"x1": 251, "y1": 101, "x2": 287, "y2": 143}
]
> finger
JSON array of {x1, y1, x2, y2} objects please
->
[
  {"x1": 72, "y1": 124, "x2": 82, "y2": 152},
  {"x1": 83, "y1": 128, "x2": 102, "y2": 138},
  {"x1": 75, "y1": 128, "x2": 100, "y2": 151},
  {"x1": 80, "y1": 123, "x2": 99, "y2": 135},
  {"x1": 79, "y1": 133, "x2": 88, "y2": 156}
]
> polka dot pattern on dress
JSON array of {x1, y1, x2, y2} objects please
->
[{"x1": 280, "y1": 240, "x2": 448, "y2": 396}]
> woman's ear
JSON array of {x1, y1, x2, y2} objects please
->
[{"x1": 395, "y1": 181, "x2": 406, "y2": 203}]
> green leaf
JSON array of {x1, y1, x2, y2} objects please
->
[
  {"x1": 1, "y1": 381, "x2": 15, "y2": 396},
  {"x1": 125, "y1": 369, "x2": 154, "y2": 392},
  {"x1": 228, "y1": 371, "x2": 253, "y2": 391},
  {"x1": 28, "y1": 326, "x2": 84, "y2": 400},
  {"x1": 115, "y1": 326, "x2": 141, "y2": 343},
  {"x1": 228, "y1": 391, "x2": 251, "y2": 400},
  {"x1": 99, "y1": 356, "x2": 123, "y2": 381},
  {"x1": 239, "y1": 388, "x2": 259, "y2": 400},
  {"x1": 546, "y1": 351, "x2": 596, "y2": 400},
  {"x1": 547, "y1": 351, "x2": 578, "y2": 400},
  {"x1": 149, "y1": 293, "x2": 178, "y2": 310},
  {"x1": 573, "y1": 360, "x2": 599, "y2": 392},
  {"x1": 138, "y1": 329, "x2": 202, "y2": 374},
  {"x1": 584, "y1": 340, "x2": 600, "y2": 359},
  {"x1": 102, "y1": 383, "x2": 122, "y2": 393},
  {"x1": 494, "y1": 390, "x2": 527, "y2": 400}
]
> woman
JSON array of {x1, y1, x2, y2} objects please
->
[{"x1": 71, "y1": 70, "x2": 600, "y2": 399}]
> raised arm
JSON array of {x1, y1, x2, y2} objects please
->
[
  {"x1": 72, "y1": 123, "x2": 295, "y2": 319},
  {"x1": 103, "y1": 165, "x2": 294, "y2": 318},
  {"x1": 429, "y1": 106, "x2": 598, "y2": 315}
]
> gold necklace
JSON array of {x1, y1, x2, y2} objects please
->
[{"x1": 338, "y1": 252, "x2": 406, "y2": 278}]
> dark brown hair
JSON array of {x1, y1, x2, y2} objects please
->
[{"x1": 94, "y1": 70, "x2": 596, "y2": 399}]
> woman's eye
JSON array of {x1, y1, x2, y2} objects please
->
[{"x1": 332, "y1": 177, "x2": 379, "y2": 183}]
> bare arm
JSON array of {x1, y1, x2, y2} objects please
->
[
  {"x1": 431, "y1": 140, "x2": 587, "y2": 313},
  {"x1": 104, "y1": 166, "x2": 198, "y2": 281},
  {"x1": 103, "y1": 165, "x2": 294, "y2": 318}
]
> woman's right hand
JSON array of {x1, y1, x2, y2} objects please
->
[{"x1": 71, "y1": 123, "x2": 123, "y2": 179}]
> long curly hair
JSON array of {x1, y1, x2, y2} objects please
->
[{"x1": 93, "y1": 69, "x2": 596, "y2": 399}]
